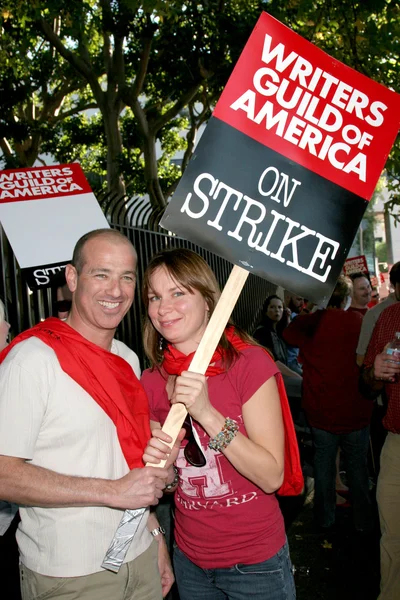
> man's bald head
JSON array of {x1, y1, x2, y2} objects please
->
[{"x1": 72, "y1": 229, "x2": 137, "y2": 275}]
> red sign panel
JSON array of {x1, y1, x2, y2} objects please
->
[
  {"x1": 0, "y1": 163, "x2": 92, "y2": 203},
  {"x1": 343, "y1": 255, "x2": 369, "y2": 276},
  {"x1": 213, "y1": 13, "x2": 400, "y2": 200}
]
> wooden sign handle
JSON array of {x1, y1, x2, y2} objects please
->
[{"x1": 146, "y1": 264, "x2": 249, "y2": 468}]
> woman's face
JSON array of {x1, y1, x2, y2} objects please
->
[
  {"x1": 147, "y1": 266, "x2": 210, "y2": 355},
  {"x1": 266, "y1": 298, "x2": 284, "y2": 323},
  {"x1": 0, "y1": 319, "x2": 10, "y2": 351}
]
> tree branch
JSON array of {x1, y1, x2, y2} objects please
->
[
  {"x1": 151, "y1": 82, "x2": 202, "y2": 134},
  {"x1": 37, "y1": 16, "x2": 104, "y2": 103}
]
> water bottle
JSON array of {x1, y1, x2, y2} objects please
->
[{"x1": 386, "y1": 332, "x2": 400, "y2": 363}]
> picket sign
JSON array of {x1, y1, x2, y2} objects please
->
[{"x1": 102, "y1": 265, "x2": 249, "y2": 572}]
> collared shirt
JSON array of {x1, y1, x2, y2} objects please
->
[{"x1": 364, "y1": 302, "x2": 400, "y2": 433}]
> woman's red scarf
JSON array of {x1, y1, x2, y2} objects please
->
[
  {"x1": 0, "y1": 318, "x2": 150, "y2": 469},
  {"x1": 163, "y1": 327, "x2": 303, "y2": 496}
]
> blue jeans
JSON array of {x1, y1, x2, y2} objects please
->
[
  {"x1": 173, "y1": 541, "x2": 296, "y2": 600},
  {"x1": 312, "y1": 425, "x2": 372, "y2": 530}
]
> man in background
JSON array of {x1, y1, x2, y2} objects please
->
[
  {"x1": 348, "y1": 272, "x2": 372, "y2": 316},
  {"x1": 362, "y1": 302, "x2": 400, "y2": 600},
  {"x1": 356, "y1": 262, "x2": 400, "y2": 367},
  {"x1": 283, "y1": 290, "x2": 304, "y2": 375}
]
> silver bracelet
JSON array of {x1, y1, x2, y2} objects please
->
[{"x1": 164, "y1": 465, "x2": 179, "y2": 491}]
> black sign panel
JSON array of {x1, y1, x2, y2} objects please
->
[{"x1": 161, "y1": 117, "x2": 367, "y2": 305}]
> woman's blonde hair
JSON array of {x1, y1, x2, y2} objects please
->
[{"x1": 142, "y1": 248, "x2": 253, "y2": 368}]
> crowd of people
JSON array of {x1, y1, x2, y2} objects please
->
[{"x1": 0, "y1": 228, "x2": 399, "y2": 600}]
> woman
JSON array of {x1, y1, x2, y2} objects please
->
[
  {"x1": 254, "y1": 295, "x2": 302, "y2": 378},
  {"x1": 283, "y1": 276, "x2": 373, "y2": 532},
  {"x1": 141, "y1": 249, "x2": 296, "y2": 600}
]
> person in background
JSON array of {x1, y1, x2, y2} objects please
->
[
  {"x1": 284, "y1": 276, "x2": 373, "y2": 534},
  {"x1": 254, "y1": 295, "x2": 302, "y2": 380},
  {"x1": 356, "y1": 263, "x2": 400, "y2": 367},
  {"x1": 283, "y1": 291, "x2": 304, "y2": 375},
  {"x1": 356, "y1": 263, "x2": 400, "y2": 477},
  {"x1": 348, "y1": 272, "x2": 372, "y2": 316},
  {"x1": 51, "y1": 269, "x2": 73, "y2": 320},
  {"x1": 361, "y1": 302, "x2": 400, "y2": 600},
  {"x1": 253, "y1": 295, "x2": 302, "y2": 421},
  {"x1": 0, "y1": 229, "x2": 178, "y2": 600},
  {"x1": 141, "y1": 248, "x2": 296, "y2": 600}
]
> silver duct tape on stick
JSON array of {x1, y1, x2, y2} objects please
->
[
  {"x1": 101, "y1": 265, "x2": 249, "y2": 572},
  {"x1": 101, "y1": 508, "x2": 145, "y2": 572}
]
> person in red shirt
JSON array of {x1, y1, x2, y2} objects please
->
[
  {"x1": 141, "y1": 248, "x2": 298, "y2": 600},
  {"x1": 362, "y1": 302, "x2": 400, "y2": 600},
  {"x1": 284, "y1": 275, "x2": 373, "y2": 532}
]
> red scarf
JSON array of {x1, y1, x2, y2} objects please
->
[
  {"x1": 163, "y1": 327, "x2": 303, "y2": 496},
  {"x1": 0, "y1": 318, "x2": 150, "y2": 469}
]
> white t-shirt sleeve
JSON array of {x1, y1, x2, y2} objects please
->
[
  {"x1": 0, "y1": 342, "x2": 48, "y2": 460},
  {"x1": 114, "y1": 340, "x2": 141, "y2": 378}
]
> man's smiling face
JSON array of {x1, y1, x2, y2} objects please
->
[{"x1": 66, "y1": 235, "x2": 137, "y2": 342}]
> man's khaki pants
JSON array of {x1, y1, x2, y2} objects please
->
[
  {"x1": 19, "y1": 540, "x2": 162, "y2": 600},
  {"x1": 377, "y1": 432, "x2": 400, "y2": 600}
]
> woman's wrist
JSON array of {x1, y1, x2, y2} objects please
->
[
  {"x1": 200, "y1": 407, "x2": 228, "y2": 439},
  {"x1": 164, "y1": 465, "x2": 179, "y2": 492}
]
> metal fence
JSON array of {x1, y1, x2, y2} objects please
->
[{"x1": 0, "y1": 198, "x2": 276, "y2": 368}]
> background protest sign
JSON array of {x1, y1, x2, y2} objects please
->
[
  {"x1": 0, "y1": 163, "x2": 109, "y2": 290},
  {"x1": 161, "y1": 12, "x2": 400, "y2": 305},
  {"x1": 343, "y1": 255, "x2": 369, "y2": 277}
]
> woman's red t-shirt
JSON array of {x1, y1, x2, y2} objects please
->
[{"x1": 141, "y1": 346, "x2": 286, "y2": 569}]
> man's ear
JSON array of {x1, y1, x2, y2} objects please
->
[{"x1": 65, "y1": 264, "x2": 78, "y2": 293}]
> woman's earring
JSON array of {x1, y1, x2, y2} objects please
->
[{"x1": 159, "y1": 336, "x2": 164, "y2": 352}]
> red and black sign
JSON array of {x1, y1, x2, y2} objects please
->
[
  {"x1": 0, "y1": 163, "x2": 109, "y2": 290},
  {"x1": 161, "y1": 13, "x2": 400, "y2": 305}
]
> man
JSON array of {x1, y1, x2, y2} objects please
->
[
  {"x1": 283, "y1": 290, "x2": 304, "y2": 375},
  {"x1": 0, "y1": 229, "x2": 179, "y2": 600},
  {"x1": 283, "y1": 291, "x2": 304, "y2": 317},
  {"x1": 362, "y1": 302, "x2": 400, "y2": 600},
  {"x1": 356, "y1": 262, "x2": 400, "y2": 366},
  {"x1": 356, "y1": 264, "x2": 400, "y2": 475},
  {"x1": 348, "y1": 272, "x2": 372, "y2": 316}
]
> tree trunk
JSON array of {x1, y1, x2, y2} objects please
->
[
  {"x1": 142, "y1": 131, "x2": 167, "y2": 211},
  {"x1": 102, "y1": 105, "x2": 126, "y2": 200}
]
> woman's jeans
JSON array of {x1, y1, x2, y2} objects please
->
[
  {"x1": 312, "y1": 425, "x2": 372, "y2": 530},
  {"x1": 173, "y1": 540, "x2": 296, "y2": 600}
]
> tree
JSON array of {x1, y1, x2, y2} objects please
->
[
  {"x1": 1, "y1": 0, "x2": 399, "y2": 212},
  {"x1": 30, "y1": 0, "x2": 268, "y2": 207},
  {"x1": 0, "y1": 8, "x2": 96, "y2": 169}
]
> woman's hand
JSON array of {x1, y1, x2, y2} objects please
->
[
  {"x1": 142, "y1": 428, "x2": 185, "y2": 467},
  {"x1": 171, "y1": 371, "x2": 213, "y2": 423}
]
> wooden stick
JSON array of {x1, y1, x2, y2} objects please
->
[{"x1": 146, "y1": 264, "x2": 249, "y2": 467}]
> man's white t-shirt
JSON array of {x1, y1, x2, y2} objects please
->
[{"x1": 0, "y1": 337, "x2": 152, "y2": 577}]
